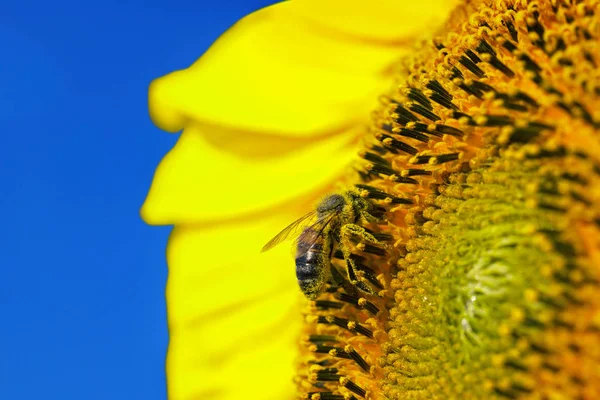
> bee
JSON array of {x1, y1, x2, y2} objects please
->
[{"x1": 261, "y1": 190, "x2": 386, "y2": 300}]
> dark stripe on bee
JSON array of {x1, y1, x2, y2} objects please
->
[{"x1": 295, "y1": 245, "x2": 322, "y2": 280}]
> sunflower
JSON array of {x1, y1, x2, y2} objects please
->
[{"x1": 141, "y1": 1, "x2": 600, "y2": 399}]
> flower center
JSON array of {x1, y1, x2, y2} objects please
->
[{"x1": 296, "y1": 1, "x2": 600, "y2": 399}]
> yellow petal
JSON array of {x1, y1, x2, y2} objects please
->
[
  {"x1": 283, "y1": 0, "x2": 459, "y2": 43},
  {"x1": 166, "y1": 216, "x2": 302, "y2": 400},
  {"x1": 148, "y1": 1, "x2": 409, "y2": 136},
  {"x1": 140, "y1": 122, "x2": 358, "y2": 226}
]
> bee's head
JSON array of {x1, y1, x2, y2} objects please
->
[{"x1": 316, "y1": 193, "x2": 345, "y2": 215}]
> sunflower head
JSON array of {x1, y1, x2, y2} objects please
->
[{"x1": 295, "y1": 1, "x2": 600, "y2": 399}]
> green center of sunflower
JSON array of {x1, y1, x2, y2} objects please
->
[{"x1": 296, "y1": 1, "x2": 600, "y2": 399}]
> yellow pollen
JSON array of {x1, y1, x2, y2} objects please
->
[{"x1": 295, "y1": 1, "x2": 600, "y2": 399}]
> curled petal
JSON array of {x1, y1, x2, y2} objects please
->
[
  {"x1": 140, "y1": 122, "x2": 359, "y2": 225},
  {"x1": 148, "y1": 1, "x2": 416, "y2": 136}
]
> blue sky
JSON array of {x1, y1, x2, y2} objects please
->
[{"x1": 0, "y1": 1, "x2": 274, "y2": 398}]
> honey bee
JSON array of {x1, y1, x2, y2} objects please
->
[{"x1": 261, "y1": 190, "x2": 386, "y2": 300}]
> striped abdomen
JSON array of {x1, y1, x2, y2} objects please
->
[{"x1": 295, "y1": 228, "x2": 328, "y2": 300}]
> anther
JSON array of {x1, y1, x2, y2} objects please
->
[
  {"x1": 314, "y1": 300, "x2": 344, "y2": 310},
  {"x1": 451, "y1": 110, "x2": 474, "y2": 124},
  {"x1": 501, "y1": 37, "x2": 518, "y2": 52},
  {"x1": 450, "y1": 66, "x2": 464, "y2": 80},
  {"x1": 339, "y1": 377, "x2": 367, "y2": 398},
  {"x1": 359, "y1": 151, "x2": 389, "y2": 166},
  {"x1": 512, "y1": 383, "x2": 533, "y2": 394},
  {"x1": 502, "y1": 100, "x2": 528, "y2": 112},
  {"x1": 474, "y1": 114, "x2": 513, "y2": 126},
  {"x1": 529, "y1": 342, "x2": 551, "y2": 354},
  {"x1": 347, "y1": 321, "x2": 374, "y2": 339},
  {"x1": 525, "y1": 145, "x2": 566, "y2": 159},
  {"x1": 343, "y1": 345, "x2": 370, "y2": 373},
  {"x1": 475, "y1": 38, "x2": 496, "y2": 56},
  {"x1": 494, "y1": 387, "x2": 518, "y2": 399},
  {"x1": 378, "y1": 134, "x2": 419, "y2": 155},
  {"x1": 541, "y1": 361, "x2": 561, "y2": 373},
  {"x1": 410, "y1": 155, "x2": 434, "y2": 165},
  {"x1": 372, "y1": 232, "x2": 393, "y2": 242},
  {"x1": 401, "y1": 169, "x2": 432, "y2": 177},
  {"x1": 391, "y1": 175, "x2": 419, "y2": 184},
  {"x1": 456, "y1": 79, "x2": 484, "y2": 98},
  {"x1": 511, "y1": 91, "x2": 538, "y2": 108},
  {"x1": 393, "y1": 127, "x2": 430, "y2": 142},
  {"x1": 364, "y1": 163, "x2": 397, "y2": 177},
  {"x1": 575, "y1": 100, "x2": 597, "y2": 125},
  {"x1": 408, "y1": 102, "x2": 440, "y2": 121},
  {"x1": 368, "y1": 144, "x2": 387, "y2": 155},
  {"x1": 519, "y1": 53, "x2": 542, "y2": 73},
  {"x1": 352, "y1": 263, "x2": 384, "y2": 290},
  {"x1": 431, "y1": 124, "x2": 463, "y2": 137},
  {"x1": 308, "y1": 359, "x2": 333, "y2": 367},
  {"x1": 310, "y1": 366, "x2": 338, "y2": 374},
  {"x1": 526, "y1": 15, "x2": 545, "y2": 49},
  {"x1": 334, "y1": 292, "x2": 380, "y2": 315},
  {"x1": 506, "y1": 123, "x2": 551, "y2": 143},
  {"x1": 425, "y1": 79, "x2": 453, "y2": 101},
  {"x1": 505, "y1": 358, "x2": 528, "y2": 372},
  {"x1": 583, "y1": 51, "x2": 596, "y2": 67},
  {"x1": 308, "y1": 335, "x2": 338, "y2": 344},
  {"x1": 524, "y1": 316, "x2": 546, "y2": 329},
  {"x1": 316, "y1": 316, "x2": 373, "y2": 339},
  {"x1": 458, "y1": 54, "x2": 486, "y2": 78},
  {"x1": 393, "y1": 104, "x2": 420, "y2": 125},
  {"x1": 410, "y1": 153, "x2": 460, "y2": 165},
  {"x1": 428, "y1": 92, "x2": 459, "y2": 110},
  {"x1": 504, "y1": 20, "x2": 519, "y2": 42},
  {"x1": 313, "y1": 345, "x2": 352, "y2": 359},
  {"x1": 314, "y1": 371, "x2": 342, "y2": 382},
  {"x1": 405, "y1": 88, "x2": 433, "y2": 110},
  {"x1": 479, "y1": 51, "x2": 515, "y2": 78},
  {"x1": 465, "y1": 49, "x2": 482, "y2": 64},
  {"x1": 358, "y1": 297, "x2": 379, "y2": 315}
]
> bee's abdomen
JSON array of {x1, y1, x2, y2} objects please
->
[
  {"x1": 295, "y1": 229, "x2": 327, "y2": 300},
  {"x1": 295, "y1": 244, "x2": 322, "y2": 279}
]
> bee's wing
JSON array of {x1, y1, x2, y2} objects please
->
[
  {"x1": 293, "y1": 211, "x2": 338, "y2": 251},
  {"x1": 261, "y1": 210, "x2": 318, "y2": 252}
]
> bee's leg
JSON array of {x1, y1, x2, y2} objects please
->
[
  {"x1": 329, "y1": 264, "x2": 360, "y2": 295},
  {"x1": 339, "y1": 223, "x2": 386, "y2": 295},
  {"x1": 327, "y1": 244, "x2": 358, "y2": 294},
  {"x1": 345, "y1": 257, "x2": 378, "y2": 296},
  {"x1": 360, "y1": 210, "x2": 381, "y2": 223},
  {"x1": 340, "y1": 223, "x2": 385, "y2": 246}
]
